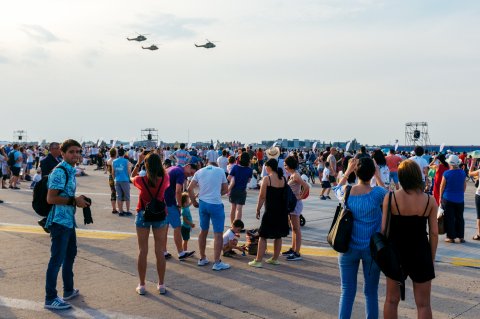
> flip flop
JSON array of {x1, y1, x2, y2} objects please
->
[{"x1": 472, "y1": 234, "x2": 480, "y2": 241}]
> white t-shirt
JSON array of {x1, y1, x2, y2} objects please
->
[
  {"x1": 217, "y1": 156, "x2": 229, "y2": 172},
  {"x1": 411, "y1": 156, "x2": 429, "y2": 181},
  {"x1": 223, "y1": 229, "x2": 236, "y2": 246},
  {"x1": 32, "y1": 173, "x2": 42, "y2": 183},
  {"x1": 371, "y1": 165, "x2": 390, "y2": 187},
  {"x1": 206, "y1": 150, "x2": 219, "y2": 163},
  {"x1": 192, "y1": 165, "x2": 227, "y2": 205},
  {"x1": 322, "y1": 168, "x2": 331, "y2": 182},
  {"x1": 26, "y1": 149, "x2": 34, "y2": 163}
]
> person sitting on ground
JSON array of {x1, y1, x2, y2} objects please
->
[
  {"x1": 30, "y1": 169, "x2": 42, "y2": 189},
  {"x1": 223, "y1": 219, "x2": 245, "y2": 257},
  {"x1": 75, "y1": 163, "x2": 88, "y2": 177}
]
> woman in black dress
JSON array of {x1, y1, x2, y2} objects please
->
[
  {"x1": 248, "y1": 158, "x2": 289, "y2": 268},
  {"x1": 382, "y1": 160, "x2": 438, "y2": 319}
]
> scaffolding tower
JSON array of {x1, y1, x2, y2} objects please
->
[
  {"x1": 13, "y1": 130, "x2": 28, "y2": 143},
  {"x1": 140, "y1": 128, "x2": 159, "y2": 147},
  {"x1": 404, "y1": 122, "x2": 431, "y2": 148}
]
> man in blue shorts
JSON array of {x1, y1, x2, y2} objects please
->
[
  {"x1": 188, "y1": 162, "x2": 230, "y2": 271},
  {"x1": 163, "y1": 163, "x2": 198, "y2": 260}
]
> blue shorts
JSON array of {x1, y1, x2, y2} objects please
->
[
  {"x1": 389, "y1": 172, "x2": 399, "y2": 184},
  {"x1": 166, "y1": 206, "x2": 181, "y2": 228},
  {"x1": 199, "y1": 200, "x2": 225, "y2": 233},
  {"x1": 135, "y1": 211, "x2": 168, "y2": 229},
  {"x1": 27, "y1": 162, "x2": 33, "y2": 170}
]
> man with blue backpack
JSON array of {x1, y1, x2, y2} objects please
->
[{"x1": 42, "y1": 139, "x2": 91, "y2": 310}]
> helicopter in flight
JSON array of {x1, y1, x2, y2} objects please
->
[
  {"x1": 127, "y1": 33, "x2": 149, "y2": 42},
  {"x1": 142, "y1": 44, "x2": 159, "y2": 50},
  {"x1": 195, "y1": 39, "x2": 217, "y2": 49}
]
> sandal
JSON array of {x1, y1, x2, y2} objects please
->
[{"x1": 472, "y1": 234, "x2": 480, "y2": 241}]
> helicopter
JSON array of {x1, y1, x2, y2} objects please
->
[
  {"x1": 195, "y1": 39, "x2": 217, "y2": 49},
  {"x1": 127, "y1": 33, "x2": 149, "y2": 42},
  {"x1": 142, "y1": 44, "x2": 159, "y2": 50}
]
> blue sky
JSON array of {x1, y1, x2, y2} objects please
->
[{"x1": 1, "y1": 0, "x2": 479, "y2": 145}]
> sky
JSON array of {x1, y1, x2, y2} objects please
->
[{"x1": 1, "y1": 0, "x2": 479, "y2": 146}]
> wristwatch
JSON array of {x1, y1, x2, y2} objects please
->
[{"x1": 68, "y1": 196, "x2": 76, "y2": 206}]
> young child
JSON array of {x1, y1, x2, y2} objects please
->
[
  {"x1": 222, "y1": 219, "x2": 246, "y2": 257},
  {"x1": 320, "y1": 162, "x2": 331, "y2": 200},
  {"x1": 180, "y1": 192, "x2": 195, "y2": 252},
  {"x1": 30, "y1": 169, "x2": 42, "y2": 189}
]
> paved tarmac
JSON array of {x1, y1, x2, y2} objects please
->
[{"x1": 0, "y1": 167, "x2": 479, "y2": 318}]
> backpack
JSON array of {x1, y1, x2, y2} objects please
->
[
  {"x1": 284, "y1": 177, "x2": 298, "y2": 213},
  {"x1": 7, "y1": 151, "x2": 16, "y2": 167},
  {"x1": 32, "y1": 166, "x2": 69, "y2": 217},
  {"x1": 141, "y1": 176, "x2": 167, "y2": 222}
]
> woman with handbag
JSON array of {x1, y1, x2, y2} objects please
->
[
  {"x1": 382, "y1": 160, "x2": 438, "y2": 319},
  {"x1": 468, "y1": 159, "x2": 480, "y2": 240},
  {"x1": 439, "y1": 155, "x2": 467, "y2": 243},
  {"x1": 334, "y1": 157, "x2": 387, "y2": 318},
  {"x1": 131, "y1": 152, "x2": 170, "y2": 295}
]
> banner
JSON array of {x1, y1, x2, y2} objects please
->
[
  {"x1": 345, "y1": 141, "x2": 351, "y2": 151},
  {"x1": 272, "y1": 142, "x2": 277, "y2": 148},
  {"x1": 312, "y1": 142, "x2": 318, "y2": 152},
  {"x1": 394, "y1": 142, "x2": 399, "y2": 151},
  {"x1": 440, "y1": 143, "x2": 445, "y2": 152},
  {"x1": 213, "y1": 142, "x2": 218, "y2": 149}
]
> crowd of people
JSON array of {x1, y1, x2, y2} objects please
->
[{"x1": 0, "y1": 140, "x2": 479, "y2": 318}]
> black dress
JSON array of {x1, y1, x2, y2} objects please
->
[
  {"x1": 389, "y1": 193, "x2": 435, "y2": 283},
  {"x1": 258, "y1": 176, "x2": 290, "y2": 239}
]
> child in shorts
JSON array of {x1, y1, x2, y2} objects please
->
[
  {"x1": 180, "y1": 192, "x2": 195, "y2": 251},
  {"x1": 320, "y1": 162, "x2": 332, "y2": 200},
  {"x1": 30, "y1": 169, "x2": 42, "y2": 189},
  {"x1": 223, "y1": 219, "x2": 246, "y2": 257}
]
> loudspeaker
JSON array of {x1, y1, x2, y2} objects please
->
[
  {"x1": 147, "y1": 134, "x2": 152, "y2": 141},
  {"x1": 18, "y1": 135, "x2": 22, "y2": 140},
  {"x1": 413, "y1": 130, "x2": 420, "y2": 139}
]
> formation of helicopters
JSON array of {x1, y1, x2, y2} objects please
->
[{"x1": 127, "y1": 33, "x2": 217, "y2": 51}]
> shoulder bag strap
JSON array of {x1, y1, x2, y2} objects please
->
[
  {"x1": 343, "y1": 185, "x2": 352, "y2": 208},
  {"x1": 422, "y1": 194, "x2": 430, "y2": 217},
  {"x1": 385, "y1": 191, "x2": 393, "y2": 238},
  {"x1": 153, "y1": 175, "x2": 165, "y2": 200},
  {"x1": 140, "y1": 177, "x2": 154, "y2": 200}
]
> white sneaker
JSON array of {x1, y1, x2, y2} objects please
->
[
  {"x1": 136, "y1": 285, "x2": 146, "y2": 295},
  {"x1": 197, "y1": 258, "x2": 210, "y2": 266},
  {"x1": 212, "y1": 261, "x2": 231, "y2": 271}
]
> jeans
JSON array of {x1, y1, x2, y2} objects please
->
[
  {"x1": 338, "y1": 247, "x2": 380, "y2": 319},
  {"x1": 45, "y1": 223, "x2": 77, "y2": 302},
  {"x1": 442, "y1": 199, "x2": 465, "y2": 239}
]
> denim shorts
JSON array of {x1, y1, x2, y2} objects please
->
[
  {"x1": 199, "y1": 200, "x2": 225, "y2": 233},
  {"x1": 166, "y1": 206, "x2": 181, "y2": 228},
  {"x1": 290, "y1": 199, "x2": 303, "y2": 216},
  {"x1": 135, "y1": 211, "x2": 168, "y2": 229},
  {"x1": 27, "y1": 162, "x2": 33, "y2": 170},
  {"x1": 389, "y1": 171, "x2": 399, "y2": 184}
]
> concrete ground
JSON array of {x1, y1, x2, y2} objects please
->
[{"x1": 0, "y1": 167, "x2": 478, "y2": 319}]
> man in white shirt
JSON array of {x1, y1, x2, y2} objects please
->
[
  {"x1": 187, "y1": 162, "x2": 229, "y2": 271},
  {"x1": 217, "y1": 149, "x2": 229, "y2": 176},
  {"x1": 206, "y1": 145, "x2": 219, "y2": 163},
  {"x1": 411, "y1": 146, "x2": 430, "y2": 190}
]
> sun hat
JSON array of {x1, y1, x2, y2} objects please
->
[
  {"x1": 446, "y1": 155, "x2": 461, "y2": 166},
  {"x1": 266, "y1": 147, "x2": 280, "y2": 159}
]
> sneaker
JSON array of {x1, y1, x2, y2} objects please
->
[
  {"x1": 281, "y1": 248, "x2": 294, "y2": 256},
  {"x1": 136, "y1": 285, "x2": 146, "y2": 295},
  {"x1": 44, "y1": 297, "x2": 71, "y2": 310},
  {"x1": 178, "y1": 251, "x2": 195, "y2": 260},
  {"x1": 125, "y1": 211, "x2": 133, "y2": 216},
  {"x1": 63, "y1": 288, "x2": 79, "y2": 301},
  {"x1": 265, "y1": 257, "x2": 280, "y2": 265},
  {"x1": 198, "y1": 258, "x2": 210, "y2": 266},
  {"x1": 118, "y1": 212, "x2": 126, "y2": 217},
  {"x1": 164, "y1": 252, "x2": 172, "y2": 259},
  {"x1": 0, "y1": 200, "x2": 3, "y2": 204},
  {"x1": 112, "y1": 210, "x2": 119, "y2": 214},
  {"x1": 248, "y1": 260, "x2": 263, "y2": 268},
  {"x1": 286, "y1": 252, "x2": 303, "y2": 261},
  {"x1": 326, "y1": 195, "x2": 331, "y2": 200},
  {"x1": 223, "y1": 251, "x2": 235, "y2": 258},
  {"x1": 212, "y1": 260, "x2": 231, "y2": 271},
  {"x1": 157, "y1": 284, "x2": 167, "y2": 295},
  {"x1": 320, "y1": 196, "x2": 326, "y2": 200}
]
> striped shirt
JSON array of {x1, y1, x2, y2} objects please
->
[{"x1": 334, "y1": 186, "x2": 388, "y2": 250}]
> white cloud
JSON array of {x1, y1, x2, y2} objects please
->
[{"x1": 20, "y1": 24, "x2": 60, "y2": 43}]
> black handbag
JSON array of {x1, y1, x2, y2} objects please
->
[
  {"x1": 370, "y1": 192, "x2": 405, "y2": 300},
  {"x1": 327, "y1": 185, "x2": 353, "y2": 253},
  {"x1": 284, "y1": 177, "x2": 298, "y2": 213},
  {"x1": 141, "y1": 177, "x2": 166, "y2": 222}
]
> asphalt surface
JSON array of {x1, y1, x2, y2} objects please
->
[{"x1": 0, "y1": 167, "x2": 478, "y2": 319}]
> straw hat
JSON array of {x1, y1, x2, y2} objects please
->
[{"x1": 266, "y1": 147, "x2": 280, "y2": 159}]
